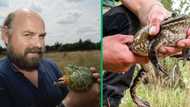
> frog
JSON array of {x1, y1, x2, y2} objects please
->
[
  {"x1": 130, "y1": 14, "x2": 190, "y2": 74},
  {"x1": 54, "y1": 64, "x2": 95, "y2": 91},
  {"x1": 129, "y1": 14, "x2": 190, "y2": 107}
]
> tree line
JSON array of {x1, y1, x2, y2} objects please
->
[{"x1": 0, "y1": 39, "x2": 100, "y2": 53}]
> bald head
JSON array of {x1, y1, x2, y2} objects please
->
[{"x1": 3, "y1": 8, "x2": 45, "y2": 33}]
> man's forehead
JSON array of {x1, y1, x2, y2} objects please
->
[
  {"x1": 10, "y1": 10, "x2": 45, "y2": 29},
  {"x1": 14, "y1": 8, "x2": 41, "y2": 17}
]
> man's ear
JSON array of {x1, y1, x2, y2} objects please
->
[{"x1": 1, "y1": 26, "x2": 9, "y2": 46}]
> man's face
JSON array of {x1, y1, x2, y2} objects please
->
[{"x1": 6, "y1": 13, "x2": 46, "y2": 70}]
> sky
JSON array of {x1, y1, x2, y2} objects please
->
[{"x1": 0, "y1": 0, "x2": 100, "y2": 47}]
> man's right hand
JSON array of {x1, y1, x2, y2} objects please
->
[{"x1": 103, "y1": 34, "x2": 148, "y2": 72}]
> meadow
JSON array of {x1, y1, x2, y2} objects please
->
[
  {"x1": 119, "y1": 58, "x2": 190, "y2": 107},
  {"x1": 0, "y1": 50, "x2": 100, "y2": 73},
  {"x1": 44, "y1": 50, "x2": 100, "y2": 72}
]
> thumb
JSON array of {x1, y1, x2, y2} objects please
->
[
  {"x1": 120, "y1": 35, "x2": 134, "y2": 44},
  {"x1": 149, "y1": 22, "x2": 161, "y2": 36},
  {"x1": 148, "y1": 16, "x2": 164, "y2": 36}
]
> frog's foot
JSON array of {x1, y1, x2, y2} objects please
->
[
  {"x1": 130, "y1": 69, "x2": 151, "y2": 107},
  {"x1": 136, "y1": 99, "x2": 150, "y2": 107}
]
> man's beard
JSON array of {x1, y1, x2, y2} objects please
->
[{"x1": 7, "y1": 43, "x2": 45, "y2": 71}]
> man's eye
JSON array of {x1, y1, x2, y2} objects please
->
[
  {"x1": 24, "y1": 33, "x2": 32, "y2": 37},
  {"x1": 39, "y1": 34, "x2": 46, "y2": 38}
]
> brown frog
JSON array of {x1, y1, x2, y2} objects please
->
[
  {"x1": 129, "y1": 14, "x2": 190, "y2": 107},
  {"x1": 130, "y1": 14, "x2": 190, "y2": 74}
]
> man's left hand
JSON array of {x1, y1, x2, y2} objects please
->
[{"x1": 147, "y1": 4, "x2": 190, "y2": 55}]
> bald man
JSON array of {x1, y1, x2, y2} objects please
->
[{"x1": 0, "y1": 9, "x2": 99, "y2": 107}]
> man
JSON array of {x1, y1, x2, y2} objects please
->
[
  {"x1": 103, "y1": 0, "x2": 190, "y2": 107},
  {"x1": 0, "y1": 8, "x2": 99, "y2": 107}
]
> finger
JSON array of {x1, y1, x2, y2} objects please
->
[
  {"x1": 58, "y1": 76, "x2": 64, "y2": 81},
  {"x1": 149, "y1": 20, "x2": 161, "y2": 36},
  {"x1": 187, "y1": 28, "x2": 190, "y2": 37},
  {"x1": 92, "y1": 73, "x2": 100, "y2": 83},
  {"x1": 93, "y1": 73, "x2": 100, "y2": 79},
  {"x1": 177, "y1": 39, "x2": 190, "y2": 48},
  {"x1": 123, "y1": 50, "x2": 148, "y2": 64},
  {"x1": 134, "y1": 56, "x2": 149, "y2": 64},
  {"x1": 159, "y1": 46, "x2": 181, "y2": 54},
  {"x1": 90, "y1": 67, "x2": 96, "y2": 73},
  {"x1": 148, "y1": 16, "x2": 164, "y2": 36},
  {"x1": 54, "y1": 80, "x2": 66, "y2": 87},
  {"x1": 120, "y1": 35, "x2": 134, "y2": 43},
  {"x1": 111, "y1": 34, "x2": 132, "y2": 41}
]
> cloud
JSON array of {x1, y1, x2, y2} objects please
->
[
  {"x1": 65, "y1": 0, "x2": 85, "y2": 3},
  {"x1": 57, "y1": 10, "x2": 82, "y2": 24},
  {"x1": 0, "y1": 0, "x2": 99, "y2": 46},
  {"x1": 0, "y1": 0, "x2": 9, "y2": 7},
  {"x1": 77, "y1": 26, "x2": 96, "y2": 34},
  {"x1": 30, "y1": 2, "x2": 42, "y2": 13}
]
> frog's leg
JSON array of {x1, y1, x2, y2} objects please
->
[
  {"x1": 130, "y1": 68, "x2": 150, "y2": 107},
  {"x1": 148, "y1": 38, "x2": 168, "y2": 76}
]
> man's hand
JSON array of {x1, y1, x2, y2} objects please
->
[
  {"x1": 147, "y1": 5, "x2": 190, "y2": 55},
  {"x1": 63, "y1": 67, "x2": 100, "y2": 107},
  {"x1": 90, "y1": 67, "x2": 100, "y2": 83},
  {"x1": 63, "y1": 83, "x2": 99, "y2": 107},
  {"x1": 103, "y1": 34, "x2": 148, "y2": 72}
]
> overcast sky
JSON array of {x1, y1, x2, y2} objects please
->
[{"x1": 0, "y1": 0, "x2": 100, "y2": 47}]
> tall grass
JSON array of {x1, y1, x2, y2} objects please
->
[
  {"x1": 44, "y1": 50, "x2": 100, "y2": 71},
  {"x1": 119, "y1": 58, "x2": 190, "y2": 107}
]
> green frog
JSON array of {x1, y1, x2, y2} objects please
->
[{"x1": 54, "y1": 64, "x2": 95, "y2": 91}]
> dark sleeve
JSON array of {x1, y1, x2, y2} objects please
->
[{"x1": 0, "y1": 74, "x2": 12, "y2": 107}]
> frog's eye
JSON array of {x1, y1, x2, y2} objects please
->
[{"x1": 171, "y1": 12, "x2": 178, "y2": 17}]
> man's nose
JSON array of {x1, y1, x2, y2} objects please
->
[{"x1": 32, "y1": 36, "x2": 44, "y2": 48}]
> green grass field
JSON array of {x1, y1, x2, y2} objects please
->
[{"x1": 119, "y1": 59, "x2": 190, "y2": 107}]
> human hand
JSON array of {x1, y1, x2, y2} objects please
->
[
  {"x1": 147, "y1": 4, "x2": 190, "y2": 55},
  {"x1": 103, "y1": 34, "x2": 148, "y2": 72},
  {"x1": 90, "y1": 67, "x2": 100, "y2": 83},
  {"x1": 64, "y1": 83, "x2": 99, "y2": 107}
]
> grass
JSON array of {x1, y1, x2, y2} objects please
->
[
  {"x1": 0, "y1": 50, "x2": 100, "y2": 72},
  {"x1": 119, "y1": 58, "x2": 190, "y2": 107},
  {"x1": 44, "y1": 50, "x2": 100, "y2": 71}
]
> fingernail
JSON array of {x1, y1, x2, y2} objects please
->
[{"x1": 149, "y1": 26, "x2": 157, "y2": 35}]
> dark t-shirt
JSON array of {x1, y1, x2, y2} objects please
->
[{"x1": 0, "y1": 57, "x2": 68, "y2": 107}]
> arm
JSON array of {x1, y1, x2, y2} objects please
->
[{"x1": 121, "y1": 0, "x2": 170, "y2": 26}]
